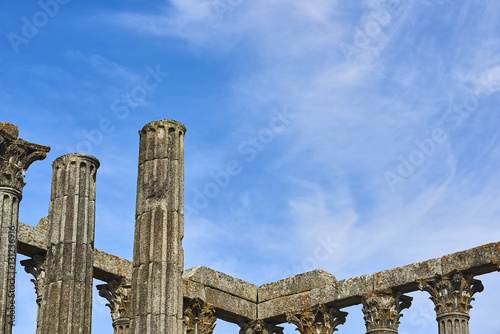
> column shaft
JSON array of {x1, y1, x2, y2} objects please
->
[
  {"x1": 130, "y1": 119, "x2": 186, "y2": 334},
  {"x1": 0, "y1": 122, "x2": 49, "y2": 333},
  {"x1": 0, "y1": 189, "x2": 20, "y2": 333},
  {"x1": 40, "y1": 153, "x2": 99, "y2": 334}
]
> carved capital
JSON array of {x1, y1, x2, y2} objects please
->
[
  {"x1": 418, "y1": 271, "x2": 483, "y2": 317},
  {"x1": 361, "y1": 290, "x2": 412, "y2": 333},
  {"x1": 20, "y1": 253, "x2": 46, "y2": 303},
  {"x1": 183, "y1": 298, "x2": 217, "y2": 334},
  {"x1": 0, "y1": 122, "x2": 50, "y2": 192},
  {"x1": 96, "y1": 278, "x2": 131, "y2": 322},
  {"x1": 239, "y1": 319, "x2": 284, "y2": 334},
  {"x1": 287, "y1": 304, "x2": 347, "y2": 334}
]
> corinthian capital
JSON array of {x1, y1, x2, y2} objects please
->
[
  {"x1": 361, "y1": 290, "x2": 412, "y2": 333},
  {"x1": 96, "y1": 278, "x2": 131, "y2": 322},
  {"x1": 183, "y1": 298, "x2": 217, "y2": 334},
  {"x1": 418, "y1": 271, "x2": 483, "y2": 316},
  {"x1": 239, "y1": 319, "x2": 284, "y2": 334},
  {"x1": 286, "y1": 304, "x2": 347, "y2": 334},
  {"x1": 0, "y1": 122, "x2": 50, "y2": 192},
  {"x1": 20, "y1": 254, "x2": 46, "y2": 302}
]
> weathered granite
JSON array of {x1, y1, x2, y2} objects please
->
[
  {"x1": 8, "y1": 119, "x2": 500, "y2": 334},
  {"x1": 97, "y1": 278, "x2": 131, "y2": 334},
  {"x1": 0, "y1": 122, "x2": 49, "y2": 334},
  {"x1": 258, "y1": 269, "x2": 336, "y2": 303},
  {"x1": 373, "y1": 258, "x2": 442, "y2": 292},
  {"x1": 286, "y1": 304, "x2": 347, "y2": 334},
  {"x1": 183, "y1": 266, "x2": 257, "y2": 302},
  {"x1": 440, "y1": 242, "x2": 500, "y2": 275},
  {"x1": 41, "y1": 153, "x2": 99, "y2": 334},
  {"x1": 419, "y1": 271, "x2": 483, "y2": 334},
  {"x1": 130, "y1": 120, "x2": 186, "y2": 334},
  {"x1": 361, "y1": 290, "x2": 412, "y2": 334}
]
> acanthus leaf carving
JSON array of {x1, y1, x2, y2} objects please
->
[
  {"x1": 96, "y1": 278, "x2": 131, "y2": 322},
  {"x1": 20, "y1": 253, "x2": 46, "y2": 304},
  {"x1": 361, "y1": 289, "x2": 413, "y2": 332},
  {"x1": 183, "y1": 298, "x2": 217, "y2": 334},
  {"x1": 418, "y1": 270, "x2": 483, "y2": 316},
  {"x1": 239, "y1": 319, "x2": 284, "y2": 334},
  {"x1": 0, "y1": 122, "x2": 50, "y2": 192},
  {"x1": 286, "y1": 304, "x2": 347, "y2": 334}
]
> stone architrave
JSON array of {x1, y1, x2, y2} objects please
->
[
  {"x1": 361, "y1": 290, "x2": 412, "y2": 334},
  {"x1": 20, "y1": 254, "x2": 46, "y2": 334},
  {"x1": 419, "y1": 271, "x2": 484, "y2": 334},
  {"x1": 0, "y1": 122, "x2": 49, "y2": 334},
  {"x1": 286, "y1": 304, "x2": 348, "y2": 334},
  {"x1": 97, "y1": 278, "x2": 131, "y2": 334},
  {"x1": 40, "y1": 153, "x2": 99, "y2": 334},
  {"x1": 183, "y1": 298, "x2": 217, "y2": 334},
  {"x1": 130, "y1": 120, "x2": 186, "y2": 334},
  {"x1": 239, "y1": 319, "x2": 284, "y2": 334}
]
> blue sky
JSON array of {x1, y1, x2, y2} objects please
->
[{"x1": 2, "y1": 0, "x2": 500, "y2": 333}]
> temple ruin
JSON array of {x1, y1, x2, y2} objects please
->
[{"x1": 1, "y1": 119, "x2": 499, "y2": 334}]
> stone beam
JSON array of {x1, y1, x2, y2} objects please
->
[
  {"x1": 258, "y1": 242, "x2": 500, "y2": 321},
  {"x1": 17, "y1": 222, "x2": 132, "y2": 282},
  {"x1": 182, "y1": 266, "x2": 257, "y2": 323},
  {"x1": 17, "y1": 223, "x2": 500, "y2": 325}
]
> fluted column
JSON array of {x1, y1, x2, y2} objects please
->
[
  {"x1": 20, "y1": 254, "x2": 46, "y2": 334},
  {"x1": 287, "y1": 304, "x2": 348, "y2": 334},
  {"x1": 419, "y1": 271, "x2": 483, "y2": 334},
  {"x1": 40, "y1": 153, "x2": 99, "y2": 334},
  {"x1": 183, "y1": 298, "x2": 217, "y2": 334},
  {"x1": 361, "y1": 290, "x2": 412, "y2": 334},
  {"x1": 239, "y1": 319, "x2": 283, "y2": 334},
  {"x1": 130, "y1": 119, "x2": 186, "y2": 334},
  {"x1": 0, "y1": 122, "x2": 49, "y2": 333},
  {"x1": 97, "y1": 278, "x2": 131, "y2": 334}
]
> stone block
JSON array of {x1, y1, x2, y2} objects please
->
[
  {"x1": 373, "y1": 258, "x2": 442, "y2": 291},
  {"x1": 258, "y1": 269, "x2": 337, "y2": 302},
  {"x1": 183, "y1": 266, "x2": 257, "y2": 302},
  {"x1": 335, "y1": 273, "x2": 374, "y2": 301},
  {"x1": 205, "y1": 286, "x2": 257, "y2": 321},
  {"x1": 258, "y1": 290, "x2": 314, "y2": 320},
  {"x1": 441, "y1": 242, "x2": 500, "y2": 275}
]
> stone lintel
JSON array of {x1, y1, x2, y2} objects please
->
[
  {"x1": 183, "y1": 279, "x2": 257, "y2": 323},
  {"x1": 17, "y1": 222, "x2": 132, "y2": 282},
  {"x1": 373, "y1": 257, "x2": 442, "y2": 292},
  {"x1": 441, "y1": 242, "x2": 500, "y2": 275},
  {"x1": 16, "y1": 222, "x2": 500, "y2": 322},
  {"x1": 258, "y1": 269, "x2": 337, "y2": 303},
  {"x1": 183, "y1": 266, "x2": 258, "y2": 303}
]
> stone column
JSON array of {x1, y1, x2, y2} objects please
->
[
  {"x1": 40, "y1": 153, "x2": 99, "y2": 334},
  {"x1": 130, "y1": 119, "x2": 186, "y2": 334},
  {"x1": 97, "y1": 278, "x2": 131, "y2": 334},
  {"x1": 361, "y1": 290, "x2": 412, "y2": 334},
  {"x1": 287, "y1": 304, "x2": 348, "y2": 334},
  {"x1": 20, "y1": 254, "x2": 46, "y2": 334},
  {"x1": 419, "y1": 271, "x2": 483, "y2": 334},
  {"x1": 0, "y1": 122, "x2": 49, "y2": 333},
  {"x1": 183, "y1": 298, "x2": 217, "y2": 334},
  {"x1": 239, "y1": 319, "x2": 284, "y2": 334}
]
